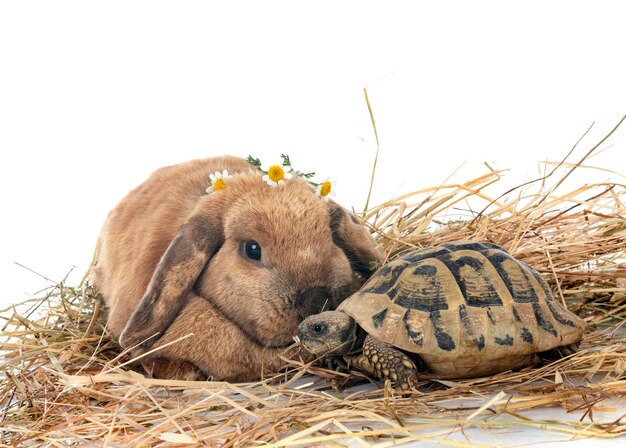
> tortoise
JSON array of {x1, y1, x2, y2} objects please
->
[{"x1": 298, "y1": 241, "x2": 588, "y2": 390}]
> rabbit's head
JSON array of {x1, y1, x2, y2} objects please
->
[{"x1": 119, "y1": 169, "x2": 383, "y2": 350}]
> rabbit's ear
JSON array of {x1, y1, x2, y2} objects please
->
[
  {"x1": 119, "y1": 211, "x2": 223, "y2": 350},
  {"x1": 328, "y1": 202, "x2": 384, "y2": 278}
]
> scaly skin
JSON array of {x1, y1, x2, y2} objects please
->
[{"x1": 299, "y1": 311, "x2": 420, "y2": 391}]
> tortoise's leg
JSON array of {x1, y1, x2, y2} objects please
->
[
  {"x1": 540, "y1": 342, "x2": 581, "y2": 361},
  {"x1": 346, "y1": 335, "x2": 419, "y2": 391},
  {"x1": 321, "y1": 355, "x2": 349, "y2": 373},
  {"x1": 558, "y1": 342, "x2": 581, "y2": 357}
]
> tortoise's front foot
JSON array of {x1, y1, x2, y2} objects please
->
[
  {"x1": 391, "y1": 362, "x2": 420, "y2": 392},
  {"x1": 362, "y1": 335, "x2": 419, "y2": 392},
  {"x1": 320, "y1": 355, "x2": 350, "y2": 373}
]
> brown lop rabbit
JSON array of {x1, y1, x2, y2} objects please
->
[{"x1": 92, "y1": 155, "x2": 383, "y2": 381}]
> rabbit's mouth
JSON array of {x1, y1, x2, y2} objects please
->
[
  {"x1": 294, "y1": 286, "x2": 339, "y2": 318},
  {"x1": 230, "y1": 287, "x2": 342, "y2": 349}
]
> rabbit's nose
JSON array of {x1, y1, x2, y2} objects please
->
[{"x1": 294, "y1": 286, "x2": 336, "y2": 318}]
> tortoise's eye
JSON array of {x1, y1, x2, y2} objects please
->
[
  {"x1": 244, "y1": 240, "x2": 262, "y2": 261},
  {"x1": 313, "y1": 323, "x2": 325, "y2": 334}
]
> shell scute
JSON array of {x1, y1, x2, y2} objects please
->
[
  {"x1": 359, "y1": 261, "x2": 408, "y2": 296},
  {"x1": 440, "y1": 252, "x2": 504, "y2": 308},
  {"x1": 485, "y1": 251, "x2": 539, "y2": 303},
  {"x1": 389, "y1": 263, "x2": 449, "y2": 311}
]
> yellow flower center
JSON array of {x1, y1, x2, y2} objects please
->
[
  {"x1": 213, "y1": 178, "x2": 226, "y2": 191},
  {"x1": 320, "y1": 181, "x2": 332, "y2": 197},
  {"x1": 268, "y1": 165, "x2": 286, "y2": 182}
]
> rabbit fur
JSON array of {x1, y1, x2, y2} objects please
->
[{"x1": 92, "y1": 155, "x2": 383, "y2": 381}]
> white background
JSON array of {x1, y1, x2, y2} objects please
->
[
  {"x1": 1, "y1": 2, "x2": 625, "y2": 445},
  {"x1": 1, "y1": 1, "x2": 625, "y2": 306}
]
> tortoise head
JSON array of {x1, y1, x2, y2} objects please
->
[{"x1": 298, "y1": 311, "x2": 359, "y2": 356}]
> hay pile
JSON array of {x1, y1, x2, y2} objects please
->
[{"x1": 2, "y1": 119, "x2": 626, "y2": 446}]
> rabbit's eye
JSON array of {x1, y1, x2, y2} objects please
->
[
  {"x1": 244, "y1": 240, "x2": 262, "y2": 261},
  {"x1": 313, "y1": 323, "x2": 325, "y2": 334}
]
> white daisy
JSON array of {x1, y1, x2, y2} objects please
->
[
  {"x1": 262, "y1": 164, "x2": 293, "y2": 187},
  {"x1": 206, "y1": 169, "x2": 233, "y2": 193},
  {"x1": 317, "y1": 179, "x2": 336, "y2": 202}
]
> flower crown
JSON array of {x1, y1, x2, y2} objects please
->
[{"x1": 206, "y1": 154, "x2": 336, "y2": 201}]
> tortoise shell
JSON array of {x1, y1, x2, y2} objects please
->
[{"x1": 338, "y1": 241, "x2": 588, "y2": 377}]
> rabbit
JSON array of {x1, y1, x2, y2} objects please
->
[{"x1": 92, "y1": 155, "x2": 383, "y2": 381}]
